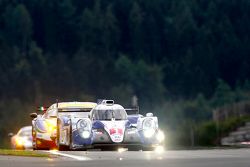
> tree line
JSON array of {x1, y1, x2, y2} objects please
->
[{"x1": 0, "y1": 0, "x2": 250, "y2": 147}]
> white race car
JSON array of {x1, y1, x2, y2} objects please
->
[{"x1": 57, "y1": 100, "x2": 165, "y2": 150}]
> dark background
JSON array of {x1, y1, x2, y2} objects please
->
[{"x1": 1, "y1": 0, "x2": 250, "y2": 147}]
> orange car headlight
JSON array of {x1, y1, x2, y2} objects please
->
[
  {"x1": 15, "y1": 137, "x2": 28, "y2": 146},
  {"x1": 45, "y1": 120, "x2": 57, "y2": 133}
]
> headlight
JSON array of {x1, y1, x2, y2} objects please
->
[
  {"x1": 77, "y1": 119, "x2": 91, "y2": 138},
  {"x1": 45, "y1": 120, "x2": 57, "y2": 133},
  {"x1": 156, "y1": 130, "x2": 165, "y2": 142},
  {"x1": 143, "y1": 129, "x2": 155, "y2": 138},
  {"x1": 16, "y1": 138, "x2": 24, "y2": 146},
  {"x1": 81, "y1": 131, "x2": 91, "y2": 138},
  {"x1": 143, "y1": 118, "x2": 156, "y2": 130},
  {"x1": 143, "y1": 118, "x2": 156, "y2": 138},
  {"x1": 16, "y1": 137, "x2": 28, "y2": 146}
]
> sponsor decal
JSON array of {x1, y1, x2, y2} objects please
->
[
  {"x1": 112, "y1": 134, "x2": 122, "y2": 142},
  {"x1": 109, "y1": 128, "x2": 123, "y2": 135},
  {"x1": 102, "y1": 121, "x2": 126, "y2": 143},
  {"x1": 109, "y1": 128, "x2": 123, "y2": 142}
]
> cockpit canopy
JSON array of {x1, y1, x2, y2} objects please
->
[{"x1": 91, "y1": 108, "x2": 127, "y2": 120}]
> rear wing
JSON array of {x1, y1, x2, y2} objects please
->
[
  {"x1": 125, "y1": 107, "x2": 139, "y2": 115},
  {"x1": 57, "y1": 108, "x2": 92, "y2": 112}
]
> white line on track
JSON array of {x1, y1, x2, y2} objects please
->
[{"x1": 47, "y1": 150, "x2": 92, "y2": 161}]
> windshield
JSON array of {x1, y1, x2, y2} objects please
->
[
  {"x1": 18, "y1": 129, "x2": 31, "y2": 136},
  {"x1": 93, "y1": 109, "x2": 127, "y2": 120}
]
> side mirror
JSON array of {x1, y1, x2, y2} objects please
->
[
  {"x1": 30, "y1": 112, "x2": 38, "y2": 119},
  {"x1": 146, "y1": 113, "x2": 153, "y2": 117},
  {"x1": 8, "y1": 133, "x2": 14, "y2": 137}
]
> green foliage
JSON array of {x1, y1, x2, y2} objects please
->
[
  {"x1": 1, "y1": 0, "x2": 250, "y2": 147},
  {"x1": 183, "y1": 94, "x2": 212, "y2": 122},
  {"x1": 156, "y1": 94, "x2": 212, "y2": 146},
  {"x1": 115, "y1": 55, "x2": 165, "y2": 109},
  {"x1": 211, "y1": 79, "x2": 234, "y2": 107},
  {"x1": 1, "y1": 0, "x2": 250, "y2": 100},
  {"x1": 0, "y1": 149, "x2": 49, "y2": 157},
  {"x1": 3, "y1": 4, "x2": 32, "y2": 50},
  {"x1": 196, "y1": 121, "x2": 217, "y2": 146},
  {"x1": 195, "y1": 116, "x2": 250, "y2": 146},
  {"x1": 218, "y1": 116, "x2": 250, "y2": 136},
  {"x1": 0, "y1": 99, "x2": 33, "y2": 148}
]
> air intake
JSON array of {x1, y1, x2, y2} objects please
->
[{"x1": 101, "y1": 100, "x2": 114, "y2": 105}]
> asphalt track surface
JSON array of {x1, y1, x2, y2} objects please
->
[{"x1": 1, "y1": 149, "x2": 250, "y2": 167}]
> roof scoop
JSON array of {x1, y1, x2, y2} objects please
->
[{"x1": 101, "y1": 100, "x2": 114, "y2": 105}]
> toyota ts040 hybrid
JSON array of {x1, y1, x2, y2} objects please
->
[
  {"x1": 57, "y1": 100, "x2": 165, "y2": 151},
  {"x1": 30, "y1": 102, "x2": 97, "y2": 150}
]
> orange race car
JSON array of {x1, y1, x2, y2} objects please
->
[
  {"x1": 9, "y1": 126, "x2": 32, "y2": 150},
  {"x1": 30, "y1": 102, "x2": 97, "y2": 150}
]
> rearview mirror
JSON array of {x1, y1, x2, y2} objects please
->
[{"x1": 30, "y1": 112, "x2": 38, "y2": 119}]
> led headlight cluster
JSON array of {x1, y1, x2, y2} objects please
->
[
  {"x1": 142, "y1": 118, "x2": 156, "y2": 138},
  {"x1": 77, "y1": 119, "x2": 91, "y2": 139},
  {"x1": 45, "y1": 120, "x2": 57, "y2": 133},
  {"x1": 16, "y1": 136, "x2": 30, "y2": 146}
]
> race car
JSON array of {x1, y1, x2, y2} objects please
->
[
  {"x1": 30, "y1": 102, "x2": 97, "y2": 150},
  {"x1": 57, "y1": 100, "x2": 165, "y2": 151},
  {"x1": 9, "y1": 126, "x2": 33, "y2": 150}
]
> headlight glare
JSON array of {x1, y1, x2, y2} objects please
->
[
  {"x1": 143, "y1": 129, "x2": 155, "y2": 138},
  {"x1": 81, "y1": 131, "x2": 91, "y2": 139},
  {"x1": 156, "y1": 130, "x2": 165, "y2": 142},
  {"x1": 46, "y1": 120, "x2": 57, "y2": 133},
  {"x1": 77, "y1": 119, "x2": 91, "y2": 139},
  {"x1": 16, "y1": 137, "x2": 28, "y2": 146}
]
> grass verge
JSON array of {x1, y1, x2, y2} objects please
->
[{"x1": 0, "y1": 149, "x2": 50, "y2": 157}]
